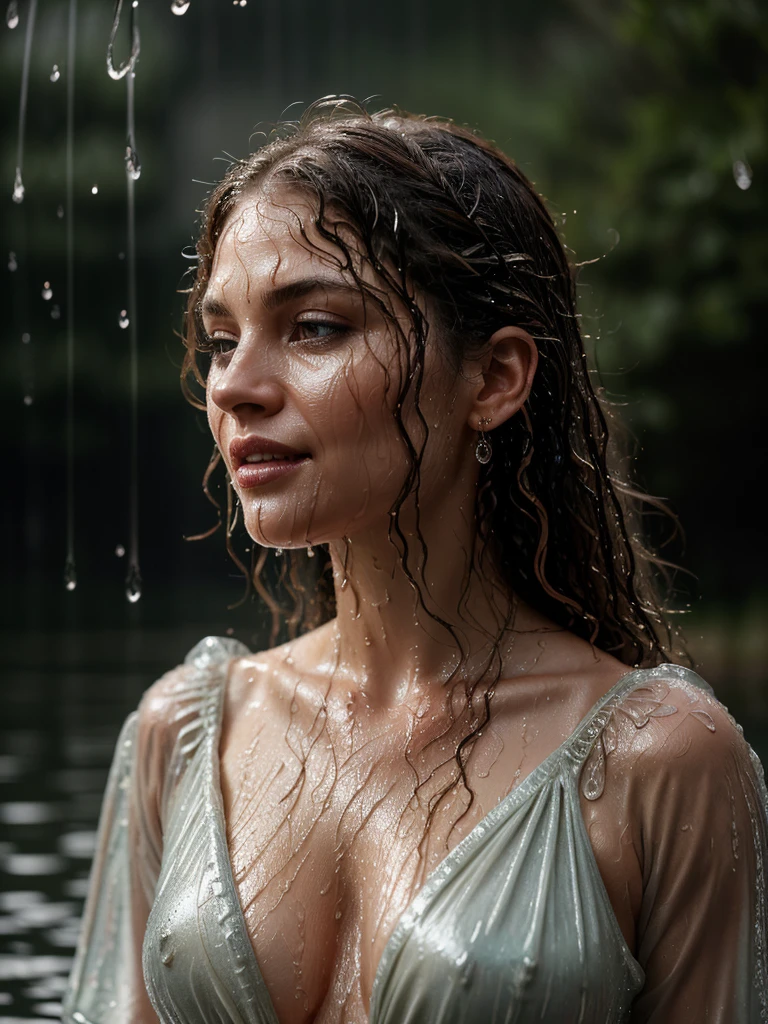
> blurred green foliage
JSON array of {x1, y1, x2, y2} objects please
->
[{"x1": 2, "y1": 0, "x2": 766, "y2": 642}]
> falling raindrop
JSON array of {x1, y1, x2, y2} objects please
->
[
  {"x1": 23, "y1": 394, "x2": 33, "y2": 406},
  {"x1": 107, "y1": 0, "x2": 140, "y2": 81},
  {"x1": 64, "y1": 557, "x2": 77, "y2": 591},
  {"x1": 12, "y1": 167, "x2": 24, "y2": 203},
  {"x1": 125, "y1": 145, "x2": 141, "y2": 180},
  {"x1": 126, "y1": 563, "x2": 142, "y2": 603},
  {"x1": 21, "y1": 332, "x2": 30, "y2": 344},
  {"x1": 119, "y1": 309, "x2": 129, "y2": 328},
  {"x1": 8, "y1": 252, "x2": 17, "y2": 271},
  {"x1": 115, "y1": 544, "x2": 125, "y2": 558},
  {"x1": 91, "y1": 184, "x2": 98, "y2": 195},
  {"x1": 733, "y1": 159, "x2": 752, "y2": 191},
  {"x1": 170, "y1": 0, "x2": 189, "y2": 13},
  {"x1": 50, "y1": 304, "x2": 61, "y2": 319},
  {"x1": 57, "y1": 204, "x2": 64, "y2": 218},
  {"x1": 11, "y1": 0, "x2": 38, "y2": 202},
  {"x1": 117, "y1": 251, "x2": 125, "y2": 260},
  {"x1": 41, "y1": 281, "x2": 52, "y2": 300},
  {"x1": 50, "y1": 64, "x2": 60, "y2": 82}
]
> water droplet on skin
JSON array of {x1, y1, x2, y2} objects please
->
[
  {"x1": 50, "y1": 304, "x2": 61, "y2": 319},
  {"x1": 334, "y1": 909, "x2": 342, "y2": 919},
  {"x1": 125, "y1": 145, "x2": 141, "y2": 180},
  {"x1": 6, "y1": 1, "x2": 18, "y2": 29},
  {"x1": 170, "y1": 0, "x2": 190, "y2": 12},
  {"x1": 290, "y1": 701, "x2": 298, "y2": 713},
  {"x1": 126, "y1": 564, "x2": 142, "y2": 603},
  {"x1": 91, "y1": 184, "x2": 98, "y2": 195},
  {"x1": 119, "y1": 310, "x2": 129, "y2": 328},
  {"x1": 50, "y1": 64, "x2": 60, "y2": 82},
  {"x1": 8, "y1": 252, "x2": 17, "y2": 271},
  {"x1": 57, "y1": 204, "x2": 64, "y2": 218},
  {"x1": 42, "y1": 282, "x2": 52, "y2": 300},
  {"x1": 12, "y1": 167, "x2": 24, "y2": 203},
  {"x1": 64, "y1": 558, "x2": 77, "y2": 591},
  {"x1": 23, "y1": 394, "x2": 33, "y2": 406},
  {"x1": 115, "y1": 544, "x2": 125, "y2": 558}
]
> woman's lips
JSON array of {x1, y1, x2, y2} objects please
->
[{"x1": 234, "y1": 456, "x2": 310, "y2": 489}]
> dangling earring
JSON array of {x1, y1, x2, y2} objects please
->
[{"x1": 475, "y1": 417, "x2": 492, "y2": 464}]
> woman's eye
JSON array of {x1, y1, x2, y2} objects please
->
[
  {"x1": 291, "y1": 319, "x2": 348, "y2": 346},
  {"x1": 200, "y1": 332, "x2": 237, "y2": 354}
]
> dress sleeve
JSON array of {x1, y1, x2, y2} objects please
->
[
  {"x1": 62, "y1": 685, "x2": 170, "y2": 1024},
  {"x1": 617, "y1": 678, "x2": 768, "y2": 1022}
]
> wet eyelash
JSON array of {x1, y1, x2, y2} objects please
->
[
  {"x1": 197, "y1": 319, "x2": 349, "y2": 354},
  {"x1": 290, "y1": 319, "x2": 349, "y2": 345}
]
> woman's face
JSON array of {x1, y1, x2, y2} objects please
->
[{"x1": 203, "y1": 189, "x2": 475, "y2": 551}]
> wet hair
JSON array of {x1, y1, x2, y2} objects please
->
[{"x1": 180, "y1": 95, "x2": 688, "y2": 836}]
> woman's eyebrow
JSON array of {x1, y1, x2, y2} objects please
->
[{"x1": 201, "y1": 277, "x2": 362, "y2": 321}]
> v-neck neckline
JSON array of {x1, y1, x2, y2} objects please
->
[{"x1": 210, "y1": 658, "x2": 653, "y2": 1024}]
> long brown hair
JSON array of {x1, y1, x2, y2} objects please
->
[{"x1": 179, "y1": 96, "x2": 688, "y2": 833}]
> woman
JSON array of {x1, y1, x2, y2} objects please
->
[{"x1": 63, "y1": 97, "x2": 768, "y2": 1023}]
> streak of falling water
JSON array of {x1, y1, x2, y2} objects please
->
[
  {"x1": 6, "y1": 1, "x2": 19, "y2": 30},
  {"x1": 125, "y1": 68, "x2": 141, "y2": 603},
  {"x1": 11, "y1": 0, "x2": 37, "y2": 203},
  {"x1": 64, "y1": 0, "x2": 78, "y2": 593},
  {"x1": 106, "y1": 0, "x2": 143, "y2": 602}
]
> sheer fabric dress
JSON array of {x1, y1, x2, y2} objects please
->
[{"x1": 63, "y1": 635, "x2": 768, "y2": 1023}]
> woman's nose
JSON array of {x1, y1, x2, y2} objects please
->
[{"x1": 207, "y1": 350, "x2": 285, "y2": 421}]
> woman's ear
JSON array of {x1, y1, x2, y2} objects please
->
[{"x1": 468, "y1": 326, "x2": 538, "y2": 432}]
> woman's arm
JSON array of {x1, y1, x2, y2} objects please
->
[
  {"x1": 62, "y1": 670, "x2": 183, "y2": 1024},
  {"x1": 587, "y1": 675, "x2": 768, "y2": 1021}
]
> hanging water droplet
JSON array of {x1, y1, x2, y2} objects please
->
[
  {"x1": 91, "y1": 184, "x2": 99, "y2": 195},
  {"x1": 306, "y1": 546, "x2": 315, "y2": 558},
  {"x1": 115, "y1": 544, "x2": 125, "y2": 558},
  {"x1": 41, "y1": 281, "x2": 52, "y2": 300},
  {"x1": 126, "y1": 564, "x2": 142, "y2": 603},
  {"x1": 8, "y1": 252, "x2": 17, "y2": 271},
  {"x1": 23, "y1": 394, "x2": 33, "y2": 406},
  {"x1": 733, "y1": 159, "x2": 752, "y2": 191},
  {"x1": 49, "y1": 64, "x2": 60, "y2": 82},
  {"x1": 170, "y1": 0, "x2": 190, "y2": 13},
  {"x1": 57, "y1": 204, "x2": 64, "y2": 218},
  {"x1": 125, "y1": 145, "x2": 141, "y2": 181},
  {"x1": 275, "y1": 547, "x2": 283, "y2": 557},
  {"x1": 64, "y1": 558, "x2": 77, "y2": 591},
  {"x1": 50, "y1": 304, "x2": 61, "y2": 319},
  {"x1": 21, "y1": 332, "x2": 30, "y2": 344},
  {"x1": 119, "y1": 310, "x2": 129, "y2": 328},
  {"x1": 12, "y1": 167, "x2": 24, "y2": 203},
  {"x1": 6, "y1": 0, "x2": 18, "y2": 29}
]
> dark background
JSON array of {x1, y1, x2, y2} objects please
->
[{"x1": 1, "y1": 0, "x2": 767, "y2": 1014}]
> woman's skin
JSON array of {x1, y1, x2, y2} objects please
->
[{"x1": 203, "y1": 188, "x2": 640, "y2": 1023}]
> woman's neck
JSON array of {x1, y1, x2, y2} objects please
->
[{"x1": 323, "y1": 503, "x2": 533, "y2": 712}]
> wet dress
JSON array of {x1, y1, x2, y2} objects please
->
[{"x1": 63, "y1": 635, "x2": 768, "y2": 1023}]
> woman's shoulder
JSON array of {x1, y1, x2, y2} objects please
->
[
  {"x1": 600, "y1": 662, "x2": 762, "y2": 795},
  {"x1": 137, "y1": 633, "x2": 254, "y2": 735}
]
